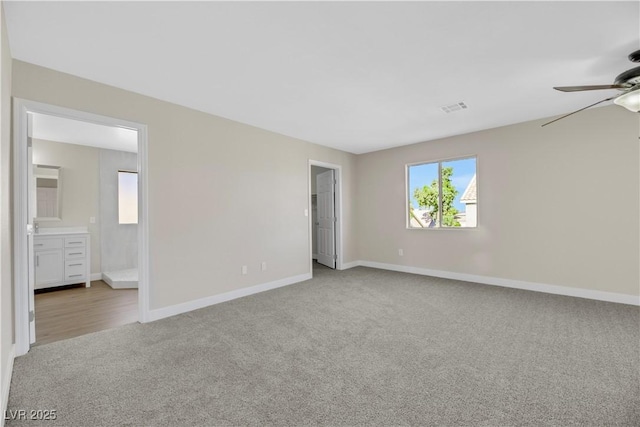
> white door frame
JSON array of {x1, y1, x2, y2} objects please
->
[
  {"x1": 13, "y1": 98, "x2": 151, "y2": 356},
  {"x1": 308, "y1": 160, "x2": 343, "y2": 273}
]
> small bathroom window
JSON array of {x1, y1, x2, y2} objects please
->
[{"x1": 118, "y1": 171, "x2": 138, "y2": 224}]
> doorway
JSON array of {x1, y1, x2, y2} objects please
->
[
  {"x1": 13, "y1": 99, "x2": 149, "y2": 356},
  {"x1": 309, "y1": 160, "x2": 343, "y2": 273}
]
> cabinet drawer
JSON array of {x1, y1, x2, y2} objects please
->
[
  {"x1": 65, "y1": 271, "x2": 86, "y2": 282},
  {"x1": 65, "y1": 260, "x2": 86, "y2": 279},
  {"x1": 65, "y1": 248, "x2": 86, "y2": 259},
  {"x1": 65, "y1": 237, "x2": 86, "y2": 248},
  {"x1": 33, "y1": 237, "x2": 63, "y2": 251}
]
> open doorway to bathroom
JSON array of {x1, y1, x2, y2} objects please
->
[{"x1": 29, "y1": 112, "x2": 140, "y2": 345}]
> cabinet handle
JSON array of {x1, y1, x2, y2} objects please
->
[
  {"x1": 36, "y1": 255, "x2": 39, "y2": 268},
  {"x1": 68, "y1": 252, "x2": 82, "y2": 256},
  {"x1": 34, "y1": 243, "x2": 44, "y2": 247},
  {"x1": 68, "y1": 242, "x2": 82, "y2": 245},
  {"x1": 69, "y1": 274, "x2": 83, "y2": 277},
  {"x1": 69, "y1": 263, "x2": 82, "y2": 266}
]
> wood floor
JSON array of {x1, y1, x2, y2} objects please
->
[{"x1": 35, "y1": 280, "x2": 138, "y2": 346}]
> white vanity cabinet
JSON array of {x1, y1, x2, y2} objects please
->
[{"x1": 34, "y1": 233, "x2": 91, "y2": 289}]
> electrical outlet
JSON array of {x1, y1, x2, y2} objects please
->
[
  {"x1": 89, "y1": 217, "x2": 96, "y2": 224},
  {"x1": 261, "y1": 262, "x2": 267, "y2": 271},
  {"x1": 398, "y1": 249, "x2": 404, "y2": 256},
  {"x1": 241, "y1": 265, "x2": 248, "y2": 275}
]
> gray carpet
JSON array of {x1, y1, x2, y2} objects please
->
[{"x1": 7, "y1": 265, "x2": 640, "y2": 426}]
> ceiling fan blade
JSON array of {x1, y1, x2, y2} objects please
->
[
  {"x1": 553, "y1": 84, "x2": 627, "y2": 92},
  {"x1": 541, "y1": 95, "x2": 619, "y2": 127}
]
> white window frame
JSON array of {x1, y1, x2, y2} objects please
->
[{"x1": 406, "y1": 155, "x2": 478, "y2": 230}]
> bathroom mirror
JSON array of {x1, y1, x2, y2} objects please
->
[{"x1": 34, "y1": 165, "x2": 62, "y2": 221}]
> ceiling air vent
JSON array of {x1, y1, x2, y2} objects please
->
[{"x1": 440, "y1": 102, "x2": 468, "y2": 113}]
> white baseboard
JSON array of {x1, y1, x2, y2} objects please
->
[
  {"x1": 339, "y1": 260, "x2": 360, "y2": 270},
  {"x1": 90, "y1": 273, "x2": 102, "y2": 281},
  {"x1": 356, "y1": 260, "x2": 639, "y2": 306},
  {"x1": 144, "y1": 261, "x2": 637, "y2": 323},
  {"x1": 147, "y1": 273, "x2": 312, "y2": 322},
  {"x1": 1, "y1": 344, "x2": 15, "y2": 427}
]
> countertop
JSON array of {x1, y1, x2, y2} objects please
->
[{"x1": 36, "y1": 227, "x2": 89, "y2": 236}]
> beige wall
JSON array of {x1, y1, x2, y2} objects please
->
[
  {"x1": 0, "y1": 2, "x2": 12, "y2": 413},
  {"x1": 356, "y1": 105, "x2": 639, "y2": 297},
  {"x1": 33, "y1": 139, "x2": 101, "y2": 275},
  {"x1": 12, "y1": 60, "x2": 357, "y2": 310}
]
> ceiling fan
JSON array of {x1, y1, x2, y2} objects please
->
[{"x1": 542, "y1": 49, "x2": 640, "y2": 126}]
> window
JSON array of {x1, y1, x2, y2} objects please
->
[
  {"x1": 407, "y1": 156, "x2": 477, "y2": 228},
  {"x1": 118, "y1": 171, "x2": 138, "y2": 224}
]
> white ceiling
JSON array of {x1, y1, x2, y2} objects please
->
[
  {"x1": 31, "y1": 113, "x2": 138, "y2": 153},
  {"x1": 5, "y1": 2, "x2": 639, "y2": 154}
]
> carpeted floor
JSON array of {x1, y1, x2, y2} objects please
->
[{"x1": 6, "y1": 265, "x2": 640, "y2": 426}]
